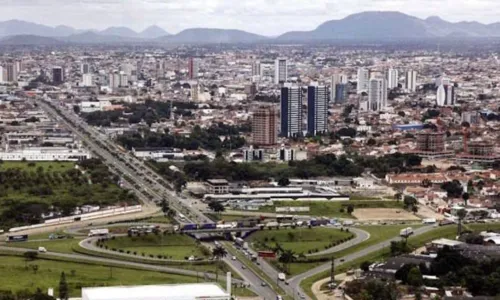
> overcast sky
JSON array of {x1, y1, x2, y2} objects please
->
[{"x1": 0, "y1": 0, "x2": 499, "y2": 36}]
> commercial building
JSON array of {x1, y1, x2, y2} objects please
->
[
  {"x1": 307, "y1": 85, "x2": 329, "y2": 135},
  {"x1": 206, "y1": 179, "x2": 229, "y2": 194},
  {"x1": 436, "y1": 84, "x2": 455, "y2": 106},
  {"x1": 81, "y1": 283, "x2": 231, "y2": 300},
  {"x1": 0, "y1": 147, "x2": 91, "y2": 161},
  {"x1": 252, "y1": 105, "x2": 277, "y2": 146},
  {"x1": 252, "y1": 60, "x2": 261, "y2": 77},
  {"x1": 188, "y1": 57, "x2": 199, "y2": 80},
  {"x1": 132, "y1": 147, "x2": 184, "y2": 160},
  {"x1": 331, "y1": 73, "x2": 347, "y2": 99},
  {"x1": 52, "y1": 67, "x2": 64, "y2": 84},
  {"x1": 387, "y1": 68, "x2": 399, "y2": 89},
  {"x1": 5, "y1": 63, "x2": 17, "y2": 82},
  {"x1": 82, "y1": 74, "x2": 93, "y2": 87},
  {"x1": 405, "y1": 70, "x2": 417, "y2": 92},
  {"x1": 280, "y1": 86, "x2": 302, "y2": 137},
  {"x1": 259, "y1": 61, "x2": 274, "y2": 81},
  {"x1": 274, "y1": 58, "x2": 287, "y2": 84},
  {"x1": 81, "y1": 63, "x2": 90, "y2": 74},
  {"x1": 357, "y1": 68, "x2": 369, "y2": 93},
  {"x1": 461, "y1": 111, "x2": 480, "y2": 125},
  {"x1": 368, "y1": 78, "x2": 387, "y2": 111},
  {"x1": 0, "y1": 66, "x2": 4, "y2": 83}
]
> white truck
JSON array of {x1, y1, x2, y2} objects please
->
[
  {"x1": 38, "y1": 246, "x2": 47, "y2": 253},
  {"x1": 88, "y1": 228, "x2": 109, "y2": 237},
  {"x1": 278, "y1": 273, "x2": 286, "y2": 281},
  {"x1": 400, "y1": 227, "x2": 414, "y2": 237},
  {"x1": 422, "y1": 218, "x2": 436, "y2": 224}
]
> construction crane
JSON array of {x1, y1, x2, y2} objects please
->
[{"x1": 462, "y1": 126, "x2": 470, "y2": 154}]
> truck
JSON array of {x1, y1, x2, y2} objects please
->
[
  {"x1": 38, "y1": 247, "x2": 47, "y2": 253},
  {"x1": 343, "y1": 220, "x2": 354, "y2": 226},
  {"x1": 400, "y1": 227, "x2": 414, "y2": 237},
  {"x1": 242, "y1": 242, "x2": 249, "y2": 250},
  {"x1": 88, "y1": 229, "x2": 109, "y2": 237},
  {"x1": 422, "y1": 218, "x2": 436, "y2": 224},
  {"x1": 278, "y1": 273, "x2": 286, "y2": 281},
  {"x1": 234, "y1": 237, "x2": 245, "y2": 247},
  {"x1": 6, "y1": 234, "x2": 28, "y2": 242},
  {"x1": 258, "y1": 251, "x2": 276, "y2": 258}
]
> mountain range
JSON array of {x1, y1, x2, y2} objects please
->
[{"x1": 2, "y1": 11, "x2": 500, "y2": 45}]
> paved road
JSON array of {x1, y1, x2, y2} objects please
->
[
  {"x1": 306, "y1": 227, "x2": 369, "y2": 257},
  {"x1": 288, "y1": 225, "x2": 436, "y2": 300}
]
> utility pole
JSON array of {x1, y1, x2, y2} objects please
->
[{"x1": 330, "y1": 256, "x2": 335, "y2": 291}]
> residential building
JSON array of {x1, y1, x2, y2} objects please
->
[
  {"x1": 436, "y1": 84, "x2": 455, "y2": 106},
  {"x1": 405, "y1": 70, "x2": 417, "y2": 92},
  {"x1": 280, "y1": 86, "x2": 302, "y2": 137},
  {"x1": 462, "y1": 111, "x2": 480, "y2": 125},
  {"x1": 335, "y1": 83, "x2": 348, "y2": 104},
  {"x1": 188, "y1": 57, "x2": 199, "y2": 80},
  {"x1": 252, "y1": 105, "x2": 277, "y2": 146},
  {"x1": 5, "y1": 63, "x2": 17, "y2": 82},
  {"x1": 81, "y1": 63, "x2": 90, "y2": 74},
  {"x1": 52, "y1": 66, "x2": 64, "y2": 84},
  {"x1": 417, "y1": 131, "x2": 445, "y2": 152},
  {"x1": 368, "y1": 78, "x2": 387, "y2": 111},
  {"x1": 331, "y1": 73, "x2": 348, "y2": 99},
  {"x1": 0, "y1": 66, "x2": 3, "y2": 83},
  {"x1": 252, "y1": 60, "x2": 261, "y2": 77},
  {"x1": 357, "y1": 68, "x2": 369, "y2": 93},
  {"x1": 387, "y1": 68, "x2": 399, "y2": 89},
  {"x1": 82, "y1": 74, "x2": 93, "y2": 87},
  {"x1": 274, "y1": 58, "x2": 287, "y2": 84},
  {"x1": 307, "y1": 85, "x2": 329, "y2": 135}
]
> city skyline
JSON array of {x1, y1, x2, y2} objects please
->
[{"x1": 1, "y1": 0, "x2": 500, "y2": 36}]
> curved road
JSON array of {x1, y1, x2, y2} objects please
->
[
  {"x1": 289, "y1": 225, "x2": 436, "y2": 299},
  {"x1": 306, "y1": 228, "x2": 369, "y2": 257}
]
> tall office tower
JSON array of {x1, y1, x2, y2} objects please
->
[
  {"x1": 252, "y1": 105, "x2": 277, "y2": 146},
  {"x1": 14, "y1": 60, "x2": 23, "y2": 74},
  {"x1": 274, "y1": 58, "x2": 287, "y2": 84},
  {"x1": 368, "y1": 78, "x2": 387, "y2": 111},
  {"x1": 307, "y1": 86, "x2": 329, "y2": 135},
  {"x1": 0, "y1": 66, "x2": 4, "y2": 83},
  {"x1": 188, "y1": 57, "x2": 199, "y2": 80},
  {"x1": 280, "y1": 87, "x2": 302, "y2": 137},
  {"x1": 252, "y1": 61, "x2": 261, "y2": 77},
  {"x1": 335, "y1": 83, "x2": 348, "y2": 104},
  {"x1": 108, "y1": 72, "x2": 120, "y2": 89},
  {"x1": 82, "y1": 74, "x2": 93, "y2": 87},
  {"x1": 331, "y1": 73, "x2": 347, "y2": 100},
  {"x1": 81, "y1": 63, "x2": 90, "y2": 74},
  {"x1": 387, "y1": 68, "x2": 399, "y2": 89},
  {"x1": 52, "y1": 67, "x2": 64, "y2": 83},
  {"x1": 405, "y1": 70, "x2": 417, "y2": 92},
  {"x1": 5, "y1": 63, "x2": 17, "y2": 82},
  {"x1": 357, "y1": 68, "x2": 369, "y2": 94},
  {"x1": 436, "y1": 84, "x2": 455, "y2": 106}
]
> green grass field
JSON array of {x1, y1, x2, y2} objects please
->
[
  {"x1": 5, "y1": 238, "x2": 82, "y2": 254},
  {"x1": 103, "y1": 234, "x2": 208, "y2": 260},
  {"x1": 248, "y1": 228, "x2": 353, "y2": 255},
  {"x1": 300, "y1": 222, "x2": 500, "y2": 300},
  {"x1": 0, "y1": 161, "x2": 74, "y2": 172},
  {"x1": 255, "y1": 200, "x2": 404, "y2": 218}
]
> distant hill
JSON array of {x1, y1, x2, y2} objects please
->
[
  {"x1": 160, "y1": 28, "x2": 267, "y2": 44},
  {"x1": 0, "y1": 34, "x2": 64, "y2": 45},
  {"x1": 0, "y1": 20, "x2": 77, "y2": 37},
  {"x1": 277, "y1": 11, "x2": 500, "y2": 41},
  {"x1": 63, "y1": 31, "x2": 144, "y2": 44},
  {"x1": 140, "y1": 25, "x2": 170, "y2": 39},
  {"x1": 99, "y1": 26, "x2": 140, "y2": 38}
]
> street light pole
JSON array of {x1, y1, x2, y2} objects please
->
[{"x1": 330, "y1": 256, "x2": 335, "y2": 291}]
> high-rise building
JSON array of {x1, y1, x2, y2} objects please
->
[
  {"x1": 119, "y1": 72, "x2": 128, "y2": 87},
  {"x1": 14, "y1": 60, "x2": 23, "y2": 74},
  {"x1": 108, "y1": 72, "x2": 120, "y2": 89},
  {"x1": 191, "y1": 83, "x2": 199, "y2": 101},
  {"x1": 81, "y1": 63, "x2": 90, "y2": 74},
  {"x1": 252, "y1": 105, "x2": 277, "y2": 146},
  {"x1": 461, "y1": 111, "x2": 480, "y2": 125},
  {"x1": 274, "y1": 58, "x2": 287, "y2": 84},
  {"x1": 5, "y1": 63, "x2": 17, "y2": 82},
  {"x1": 82, "y1": 74, "x2": 93, "y2": 87},
  {"x1": 280, "y1": 87, "x2": 302, "y2": 137},
  {"x1": 357, "y1": 68, "x2": 369, "y2": 94},
  {"x1": 416, "y1": 132, "x2": 445, "y2": 153},
  {"x1": 436, "y1": 84, "x2": 455, "y2": 106},
  {"x1": 335, "y1": 83, "x2": 348, "y2": 104},
  {"x1": 405, "y1": 70, "x2": 417, "y2": 92},
  {"x1": 252, "y1": 61, "x2": 261, "y2": 77},
  {"x1": 52, "y1": 67, "x2": 64, "y2": 84},
  {"x1": 260, "y1": 62, "x2": 274, "y2": 81},
  {"x1": 331, "y1": 73, "x2": 347, "y2": 100},
  {"x1": 436, "y1": 74, "x2": 450, "y2": 87},
  {"x1": 368, "y1": 78, "x2": 387, "y2": 111},
  {"x1": 307, "y1": 86, "x2": 329, "y2": 135},
  {"x1": 188, "y1": 57, "x2": 199, "y2": 80},
  {"x1": 387, "y1": 68, "x2": 399, "y2": 89},
  {"x1": 0, "y1": 66, "x2": 4, "y2": 83}
]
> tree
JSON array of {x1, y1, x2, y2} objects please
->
[
  {"x1": 72, "y1": 105, "x2": 80, "y2": 114},
  {"x1": 347, "y1": 204, "x2": 354, "y2": 215},
  {"x1": 59, "y1": 272, "x2": 69, "y2": 300},
  {"x1": 407, "y1": 266, "x2": 423, "y2": 287},
  {"x1": 208, "y1": 202, "x2": 225, "y2": 214},
  {"x1": 360, "y1": 261, "x2": 372, "y2": 272},
  {"x1": 212, "y1": 246, "x2": 227, "y2": 282},
  {"x1": 456, "y1": 208, "x2": 467, "y2": 237},
  {"x1": 277, "y1": 177, "x2": 290, "y2": 187},
  {"x1": 160, "y1": 199, "x2": 170, "y2": 215},
  {"x1": 366, "y1": 138, "x2": 377, "y2": 146},
  {"x1": 278, "y1": 249, "x2": 297, "y2": 274},
  {"x1": 412, "y1": 205, "x2": 419, "y2": 214},
  {"x1": 462, "y1": 192, "x2": 470, "y2": 207},
  {"x1": 33, "y1": 288, "x2": 56, "y2": 300},
  {"x1": 421, "y1": 178, "x2": 432, "y2": 188}
]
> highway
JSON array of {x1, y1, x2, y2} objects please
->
[{"x1": 35, "y1": 98, "x2": 279, "y2": 299}]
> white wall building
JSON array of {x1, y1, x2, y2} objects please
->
[
  {"x1": 436, "y1": 84, "x2": 455, "y2": 106},
  {"x1": 357, "y1": 68, "x2": 369, "y2": 94},
  {"x1": 368, "y1": 78, "x2": 387, "y2": 111},
  {"x1": 280, "y1": 86, "x2": 302, "y2": 137},
  {"x1": 405, "y1": 70, "x2": 417, "y2": 92},
  {"x1": 0, "y1": 147, "x2": 91, "y2": 161},
  {"x1": 331, "y1": 73, "x2": 348, "y2": 99},
  {"x1": 82, "y1": 74, "x2": 93, "y2": 87},
  {"x1": 387, "y1": 68, "x2": 399, "y2": 89}
]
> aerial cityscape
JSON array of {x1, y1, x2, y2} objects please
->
[{"x1": 0, "y1": 3, "x2": 500, "y2": 300}]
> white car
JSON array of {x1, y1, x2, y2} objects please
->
[{"x1": 232, "y1": 256, "x2": 236, "y2": 261}]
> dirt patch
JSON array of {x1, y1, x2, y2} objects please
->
[{"x1": 352, "y1": 208, "x2": 420, "y2": 221}]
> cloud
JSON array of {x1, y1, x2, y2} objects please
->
[{"x1": 0, "y1": 0, "x2": 499, "y2": 35}]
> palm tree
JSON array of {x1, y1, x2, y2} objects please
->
[
  {"x1": 212, "y1": 245, "x2": 227, "y2": 282},
  {"x1": 272, "y1": 243, "x2": 284, "y2": 255},
  {"x1": 462, "y1": 192, "x2": 470, "y2": 207},
  {"x1": 457, "y1": 208, "x2": 467, "y2": 237},
  {"x1": 278, "y1": 249, "x2": 297, "y2": 274}
]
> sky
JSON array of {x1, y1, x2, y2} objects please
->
[{"x1": 0, "y1": 0, "x2": 499, "y2": 36}]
